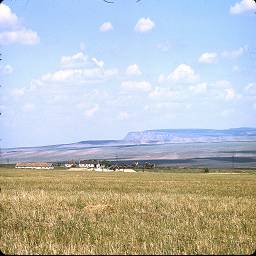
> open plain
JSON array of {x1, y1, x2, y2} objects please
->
[{"x1": 0, "y1": 167, "x2": 255, "y2": 255}]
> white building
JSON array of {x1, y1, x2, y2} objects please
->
[
  {"x1": 79, "y1": 160, "x2": 102, "y2": 169},
  {"x1": 64, "y1": 161, "x2": 76, "y2": 168}
]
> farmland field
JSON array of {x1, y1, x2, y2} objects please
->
[{"x1": 0, "y1": 168, "x2": 256, "y2": 255}]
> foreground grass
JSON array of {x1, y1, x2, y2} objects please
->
[{"x1": 0, "y1": 168, "x2": 255, "y2": 255}]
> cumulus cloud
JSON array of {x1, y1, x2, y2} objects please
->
[
  {"x1": 0, "y1": 3, "x2": 18, "y2": 29},
  {"x1": 100, "y1": 22, "x2": 113, "y2": 32},
  {"x1": 168, "y1": 64, "x2": 199, "y2": 83},
  {"x1": 221, "y1": 46, "x2": 247, "y2": 59},
  {"x1": 156, "y1": 41, "x2": 173, "y2": 52},
  {"x1": 61, "y1": 52, "x2": 87, "y2": 67},
  {"x1": 36, "y1": 52, "x2": 118, "y2": 85},
  {"x1": 198, "y1": 52, "x2": 217, "y2": 64},
  {"x1": 212, "y1": 80, "x2": 237, "y2": 101},
  {"x1": 134, "y1": 17, "x2": 155, "y2": 33},
  {"x1": 0, "y1": 29, "x2": 39, "y2": 45},
  {"x1": 126, "y1": 64, "x2": 142, "y2": 76},
  {"x1": 0, "y1": 64, "x2": 13, "y2": 75},
  {"x1": 230, "y1": 0, "x2": 256, "y2": 14},
  {"x1": 0, "y1": 4, "x2": 39, "y2": 45},
  {"x1": 121, "y1": 80, "x2": 152, "y2": 92},
  {"x1": 92, "y1": 57, "x2": 104, "y2": 68},
  {"x1": 61, "y1": 52, "x2": 105, "y2": 70},
  {"x1": 150, "y1": 79, "x2": 239, "y2": 104}
]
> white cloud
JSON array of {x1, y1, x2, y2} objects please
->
[
  {"x1": 84, "y1": 105, "x2": 99, "y2": 118},
  {"x1": 121, "y1": 80, "x2": 152, "y2": 92},
  {"x1": 0, "y1": 4, "x2": 18, "y2": 29},
  {"x1": 11, "y1": 88, "x2": 25, "y2": 97},
  {"x1": 38, "y1": 52, "x2": 118, "y2": 85},
  {"x1": 23, "y1": 103, "x2": 35, "y2": 112},
  {"x1": 134, "y1": 17, "x2": 155, "y2": 33},
  {"x1": 221, "y1": 46, "x2": 247, "y2": 59},
  {"x1": 118, "y1": 111, "x2": 130, "y2": 120},
  {"x1": 61, "y1": 52, "x2": 87, "y2": 66},
  {"x1": 189, "y1": 83, "x2": 208, "y2": 94},
  {"x1": 61, "y1": 52, "x2": 104, "y2": 69},
  {"x1": 198, "y1": 52, "x2": 217, "y2": 64},
  {"x1": 92, "y1": 57, "x2": 104, "y2": 68},
  {"x1": 0, "y1": 4, "x2": 39, "y2": 45},
  {"x1": 0, "y1": 29, "x2": 39, "y2": 45},
  {"x1": 230, "y1": 0, "x2": 256, "y2": 14},
  {"x1": 100, "y1": 22, "x2": 113, "y2": 32},
  {"x1": 126, "y1": 64, "x2": 142, "y2": 76},
  {"x1": 0, "y1": 64, "x2": 13, "y2": 75},
  {"x1": 156, "y1": 42, "x2": 171, "y2": 52},
  {"x1": 168, "y1": 64, "x2": 199, "y2": 83},
  {"x1": 212, "y1": 80, "x2": 237, "y2": 101}
]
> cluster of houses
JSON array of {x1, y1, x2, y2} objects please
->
[
  {"x1": 64, "y1": 160, "x2": 103, "y2": 169},
  {"x1": 15, "y1": 160, "x2": 103, "y2": 170},
  {"x1": 15, "y1": 160, "x2": 155, "y2": 171}
]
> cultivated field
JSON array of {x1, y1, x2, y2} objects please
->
[{"x1": 0, "y1": 168, "x2": 255, "y2": 255}]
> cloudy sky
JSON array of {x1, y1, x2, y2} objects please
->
[{"x1": 0, "y1": 0, "x2": 256, "y2": 148}]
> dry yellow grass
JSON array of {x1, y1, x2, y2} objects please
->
[{"x1": 0, "y1": 168, "x2": 255, "y2": 255}]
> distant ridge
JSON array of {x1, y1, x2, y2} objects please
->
[
  {"x1": 2, "y1": 127, "x2": 256, "y2": 166},
  {"x1": 3, "y1": 128, "x2": 256, "y2": 150},
  {"x1": 124, "y1": 127, "x2": 256, "y2": 144}
]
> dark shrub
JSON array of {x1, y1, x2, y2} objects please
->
[{"x1": 204, "y1": 168, "x2": 209, "y2": 173}]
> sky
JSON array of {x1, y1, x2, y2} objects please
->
[{"x1": 0, "y1": 0, "x2": 256, "y2": 148}]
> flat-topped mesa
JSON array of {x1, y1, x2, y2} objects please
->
[{"x1": 123, "y1": 128, "x2": 256, "y2": 144}]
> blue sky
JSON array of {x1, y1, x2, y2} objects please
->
[{"x1": 0, "y1": 0, "x2": 256, "y2": 148}]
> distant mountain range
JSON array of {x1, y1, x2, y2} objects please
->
[
  {"x1": 123, "y1": 127, "x2": 256, "y2": 144},
  {"x1": 2, "y1": 128, "x2": 256, "y2": 165},
  {"x1": 4, "y1": 128, "x2": 256, "y2": 150}
]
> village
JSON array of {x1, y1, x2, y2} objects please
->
[{"x1": 15, "y1": 159, "x2": 156, "y2": 172}]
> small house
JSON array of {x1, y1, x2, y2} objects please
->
[{"x1": 64, "y1": 160, "x2": 76, "y2": 168}]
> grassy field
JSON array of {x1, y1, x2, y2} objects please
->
[{"x1": 0, "y1": 168, "x2": 255, "y2": 255}]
